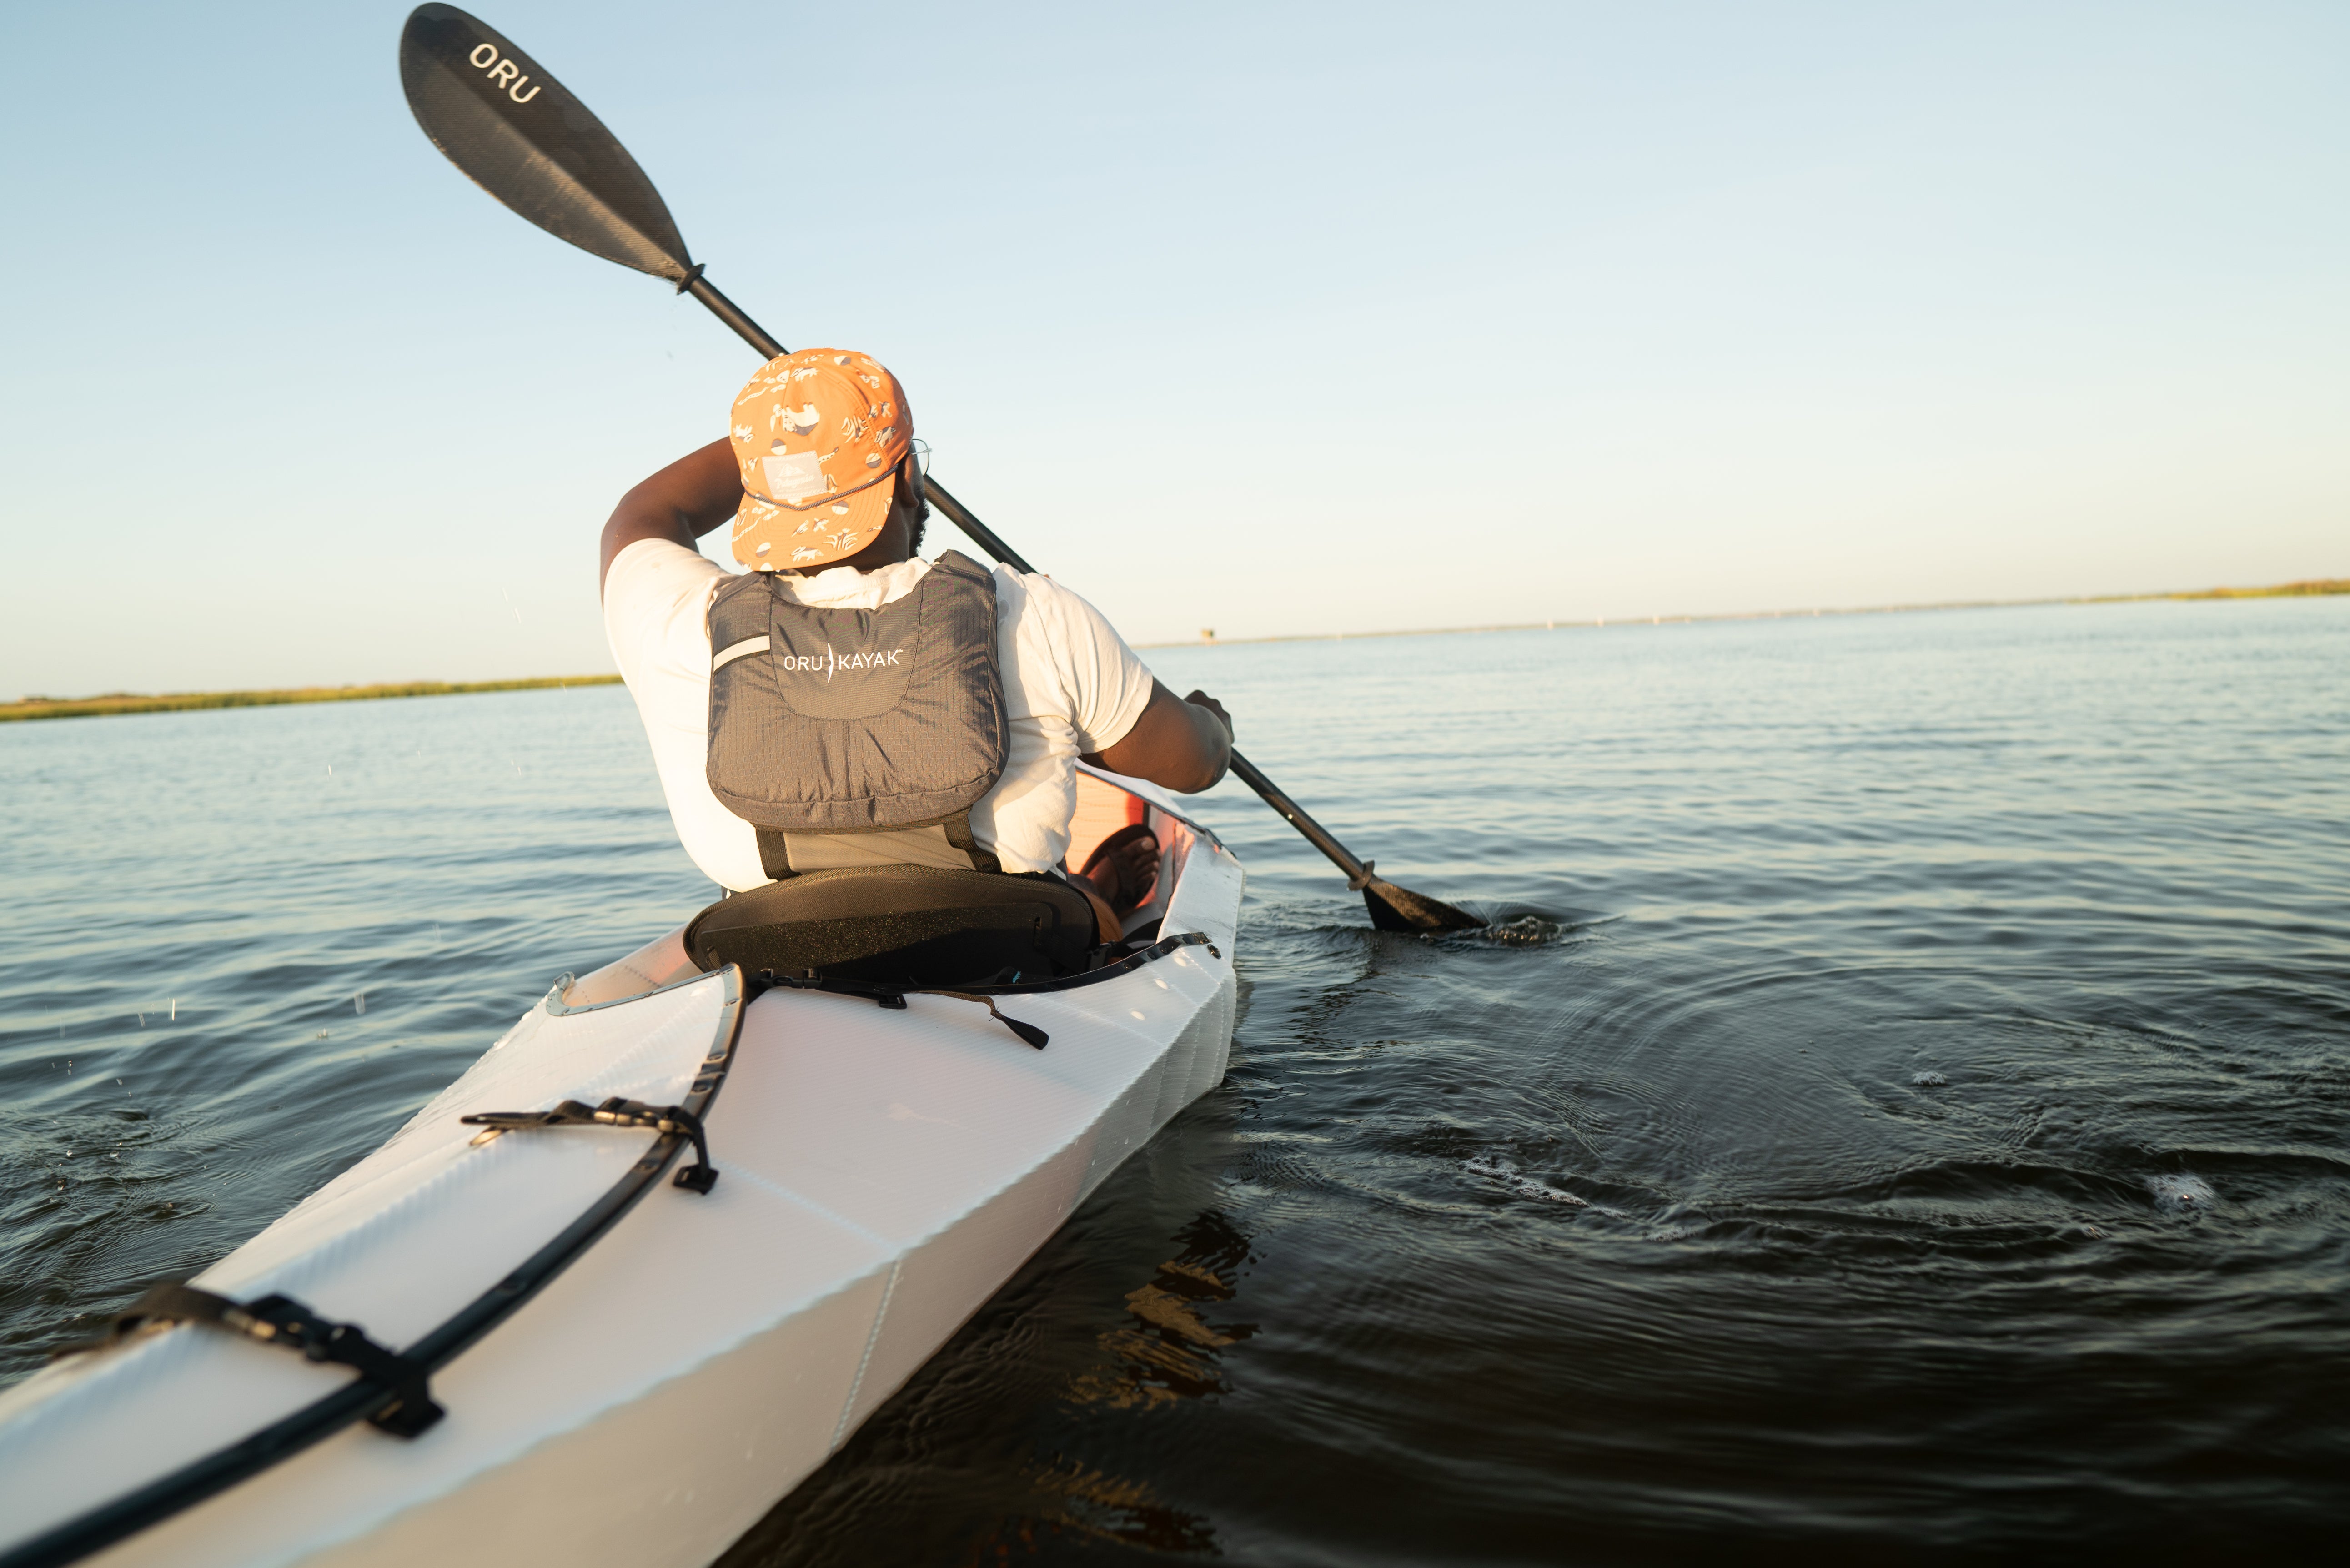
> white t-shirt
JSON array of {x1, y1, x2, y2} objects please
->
[{"x1": 603, "y1": 539, "x2": 1158, "y2": 891}]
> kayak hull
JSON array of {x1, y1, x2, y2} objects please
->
[
  {"x1": 0, "y1": 771, "x2": 1240, "y2": 1568},
  {"x1": 311, "y1": 966, "x2": 1238, "y2": 1568}
]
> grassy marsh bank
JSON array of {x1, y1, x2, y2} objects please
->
[{"x1": 1, "y1": 675, "x2": 622, "y2": 724}]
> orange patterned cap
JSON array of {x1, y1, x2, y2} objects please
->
[{"x1": 727, "y1": 348, "x2": 914, "y2": 571}]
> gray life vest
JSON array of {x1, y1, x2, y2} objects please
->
[{"x1": 705, "y1": 550, "x2": 1009, "y2": 882}]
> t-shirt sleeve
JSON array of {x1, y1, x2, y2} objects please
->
[
  {"x1": 1013, "y1": 571, "x2": 1158, "y2": 754},
  {"x1": 602, "y1": 538, "x2": 724, "y2": 723},
  {"x1": 599, "y1": 537, "x2": 773, "y2": 891}
]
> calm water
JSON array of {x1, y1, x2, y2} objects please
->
[{"x1": 5, "y1": 598, "x2": 2347, "y2": 1562}]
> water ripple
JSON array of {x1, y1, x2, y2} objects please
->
[{"x1": 8, "y1": 600, "x2": 2350, "y2": 1559}]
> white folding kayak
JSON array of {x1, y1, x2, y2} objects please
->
[{"x1": 0, "y1": 768, "x2": 1242, "y2": 1568}]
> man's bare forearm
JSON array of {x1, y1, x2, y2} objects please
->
[
  {"x1": 1169, "y1": 691, "x2": 1232, "y2": 790},
  {"x1": 599, "y1": 438, "x2": 739, "y2": 593},
  {"x1": 1085, "y1": 683, "x2": 1232, "y2": 793}
]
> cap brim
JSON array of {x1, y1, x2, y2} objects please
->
[{"x1": 731, "y1": 472, "x2": 897, "y2": 571}]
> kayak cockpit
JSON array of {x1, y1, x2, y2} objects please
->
[{"x1": 560, "y1": 768, "x2": 1210, "y2": 1010}]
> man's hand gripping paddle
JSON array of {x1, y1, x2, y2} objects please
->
[{"x1": 398, "y1": 4, "x2": 1486, "y2": 934}]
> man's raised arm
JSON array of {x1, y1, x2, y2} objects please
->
[{"x1": 599, "y1": 438, "x2": 739, "y2": 594}]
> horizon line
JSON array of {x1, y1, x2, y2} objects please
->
[
  {"x1": 1133, "y1": 577, "x2": 2348, "y2": 650},
  {"x1": 5, "y1": 578, "x2": 2342, "y2": 720}
]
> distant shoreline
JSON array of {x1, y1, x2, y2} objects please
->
[
  {"x1": 0, "y1": 675, "x2": 623, "y2": 725},
  {"x1": 5, "y1": 579, "x2": 2340, "y2": 721},
  {"x1": 1134, "y1": 577, "x2": 2349, "y2": 650}
]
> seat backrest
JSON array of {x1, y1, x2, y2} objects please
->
[{"x1": 684, "y1": 865, "x2": 1098, "y2": 988}]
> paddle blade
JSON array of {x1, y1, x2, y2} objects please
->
[
  {"x1": 1363, "y1": 877, "x2": 1486, "y2": 933},
  {"x1": 400, "y1": 5, "x2": 693, "y2": 283}
]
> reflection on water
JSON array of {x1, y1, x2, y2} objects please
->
[
  {"x1": 1008, "y1": 1457, "x2": 1218, "y2": 1558},
  {"x1": 6, "y1": 597, "x2": 2349, "y2": 1559},
  {"x1": 716, "y1": 1207, "x2": 1251, "y2": 1567},
  {"x1": 1062, "y1": 1211, "x2": 1254, "y2": 1412}
]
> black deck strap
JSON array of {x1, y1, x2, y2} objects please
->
[
  {"x1": 968, "y1": 929, "x2": 1215, "y2": 995},
  {"x1": 462, "y1": 1097, "x2": 719, "y2": 1193},
  {"x1": 753, "y1": 968, "x2": 1048, "y2": 1048},
  {"x1": 7, "y1": 968, "x2": 749, "y2": 1568},
  {"x1": 929, "y1": 992, "x2": 1050, "y2": 1049},
  {"x1": 753, "y1": 970, "x2": 907, "y2": 1009},
  {"x1": 90, "y1": 1282, "x2": 442, "y2": 1438}
]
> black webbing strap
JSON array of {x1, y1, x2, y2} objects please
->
[
  {"x1": 755, "y1": 825, "x2": 795, "y2": 881},
  {"x1": 930, "y1": 991, "x2": 1049, "y2": 1049},
  {"x1": 3, "y1": 968, "x2": 749, "y2": 1568},
  {"x1": 460, "y1": 1097, "x2": 721, "y2": 1193},
  {"x1": 753, "y1": 970, "x2": 1050, "y2": 1049},
  {"x1": 940, "y1": 809, "x2": 1003, "y2": 874},
  {"x1": 98, "y1": 1282, "x2": 443, "y2": 1437}
]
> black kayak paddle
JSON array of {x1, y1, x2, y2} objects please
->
[{"x1": 397, "y1": 4, "x2": 1485, "y2": 935}]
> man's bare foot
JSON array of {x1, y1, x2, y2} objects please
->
[{"x1": 1082, "y1": 827, "x2": 1160, "y2": 913}]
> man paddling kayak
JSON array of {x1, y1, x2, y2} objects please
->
[{"x1": 599, "y1": 348, "x2": 1230, "y2": 953}]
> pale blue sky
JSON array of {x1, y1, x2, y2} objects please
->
[{"x1": 2, "y1": 1, "x2": 2343, "y2": 697}]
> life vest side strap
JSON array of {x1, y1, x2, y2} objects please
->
[
  {"x1": 756, "y1": 826, "x2": 794, "y2": 882},
  {"x1": 942, "y1": 810, "x2": 1004, "y2": 875}
]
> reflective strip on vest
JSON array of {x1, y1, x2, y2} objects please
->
[{"x1": 712, "y1": 635, "x2": 770, "y2": 672}]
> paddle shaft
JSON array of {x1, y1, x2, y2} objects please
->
[
  {"x1": 682, "y1": 273, "x2": 778, "y2": 358},
  {"x1": 1223, "y1": 752, "x2": 1375, "y2": 884},
  {"x1": 679, "y1": 278, "x2": 1377, "y2": 886}
]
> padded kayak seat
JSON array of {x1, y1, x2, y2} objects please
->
[{"x1": 684, "y1": 865, "x2": 1100, "y2": 989}]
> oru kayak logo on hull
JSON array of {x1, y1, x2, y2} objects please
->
[
  {"x1": 783, "y1": 645, "x2": 904, "y2": 683},
  {"x1": 466, "y1": 41, "x2": 542, "y2": 103}
]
